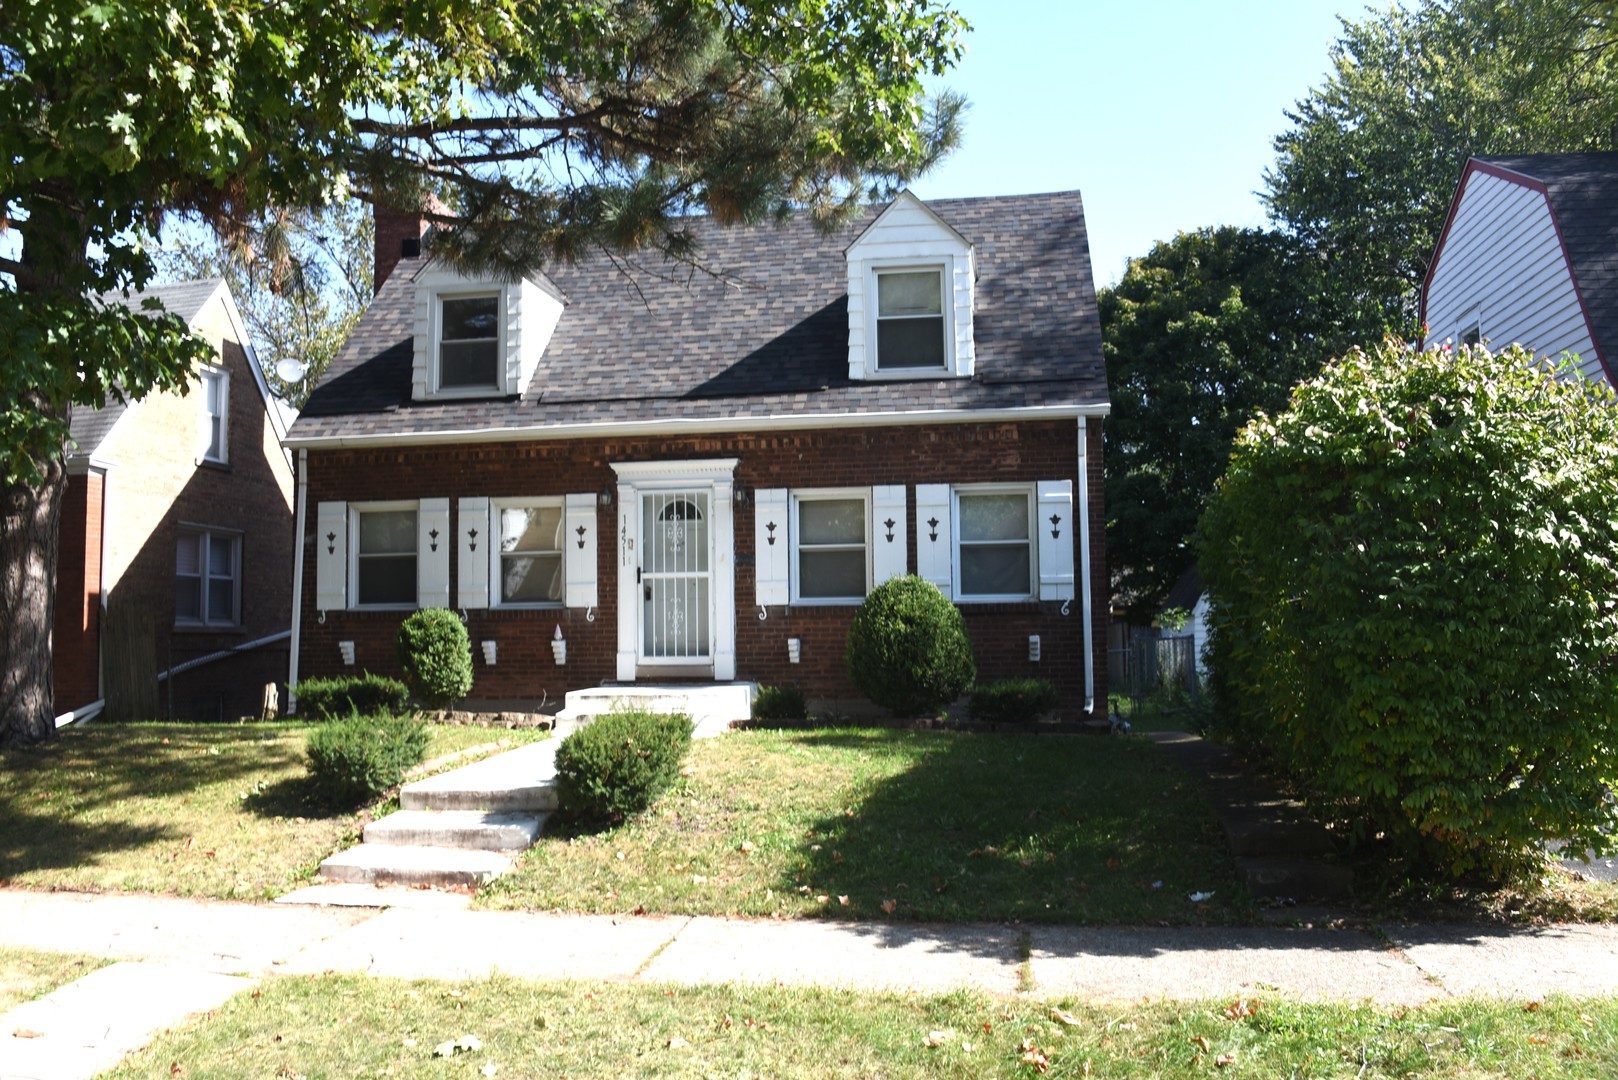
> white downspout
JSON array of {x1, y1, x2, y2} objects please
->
[
  {"x1": 1078, "y1": 416, "x2": 1095, "y2": 713},
  {"x1": 288, "y1": 448, "x2": 308, "y2": 715}
]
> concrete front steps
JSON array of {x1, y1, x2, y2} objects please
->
[
  {"x1": 317, "y1": 740, "x2": 562, "y2": 889},
  {"x1": 310, "y1": 684, "x2": 750, "y2": 894}
]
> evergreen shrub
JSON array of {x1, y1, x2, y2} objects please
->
[
  {"x1": 751, "y1": 684, "x2": 807, "y2": 721},
  {"x1": 554, "y1": 708, "x2": 694, "y2": 822},
  {"x1": 845, "y1": 575, "x2": 975, "y2": 716},
  {"x1": 970, "y1": 677, "x2": 1060, "y2": 723},
  {"x1": 306, "y1": 710, "x2": 429, "y2": 806},
  {"x1": 396, "y1": 608, "x2": 473, "y2": 708},
  {"x1": 294, "y1": 672, "x2": 410, "y2": 720},
  {"x1": 1198, "y1": 341, "x2": 1618, "y2": 878}
]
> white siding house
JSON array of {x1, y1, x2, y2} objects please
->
[{"x1": 1422, "y1": 154, "x2": 1618, "y2": 387}]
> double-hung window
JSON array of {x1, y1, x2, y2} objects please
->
[
  {"x1": 793, "y1": 492, "x2": 869, "y2": 602},
  {"x1": 495, "y1": 500, "x2": 564, "y2": 605},
  {"x1": 955, "y1": 488, "x2": 1035, "y2": 600},
  {"x1": 438, "y1": 293, "x2": 501, "y2": 391},
  {"x1": 874, "y1": 268, "x2": 947, "y2": 372},
  {"x1": 200, "y1": 368, "x2": 229, "y2": 463},
  {"x1": 175, "y1": 527, "x2": 239, "y2": 627},
  {"x1": 354, "y1": 505, "x2": 417, "y2": 607}
]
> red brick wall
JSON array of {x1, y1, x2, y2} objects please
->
[
  {"x1": 51, "y1": 469, "x2": 103, "y2": 712},
  {"x1": 373, "y1": 207, "x2": 429, "y2": 295},
  {"x1": 298, "y1": 419, "x2": 1109, "y2": 716}
]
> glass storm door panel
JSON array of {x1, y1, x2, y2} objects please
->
[{"x1": 640, "y1": 491, "x2": 711, "y2": 661}]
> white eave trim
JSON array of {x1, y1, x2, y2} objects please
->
[{"x1": 283, "y1": 401, "x2": 1112, "y2": 451}]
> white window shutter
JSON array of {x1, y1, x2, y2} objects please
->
[
  {"x1": 457, "y1": 497, "x2": 490, "y2": 609},
  {"x1": 754, "y1": 488, "x2": 789, "y2": 606},
  {"x1": 565, "y1": 493, "x2": 599, "y2": 608},
  {"x1": 871, "y1": 484, "x2": 907, "y2": 584},
  {"x1": 915, "y1": 484, "x2": 952, "y2": 593},
  {"x1": 314, "y1": 501, "x2": 348, "y2": 610},
  {"x1": 1037, "y1": 479, "x2": 1075, "y2": 601},
  {"x1": 418, "y1": 497, "x2": 451, "y2": 609}
]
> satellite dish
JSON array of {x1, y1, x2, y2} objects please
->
[{"x1": 274, "y1": 357, "x2": 308, "y2": 382}]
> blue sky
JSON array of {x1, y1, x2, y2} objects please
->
[{"x1": 909, "y1": 1, "x2": 1364, "y2": 287}]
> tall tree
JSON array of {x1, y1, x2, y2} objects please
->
[
  {"x1": 0, "y1": 0, "x2": 967, "y2": 746},
  {"x1": 1264, "y1": 0, "x2": 1618, "y2": 337},
  {"x1": 1101, "y1": 228, "x2": 1350, "y2": 620},
  {"x1": 159, "y1": 202, "x2": 373, "y2": 407}
]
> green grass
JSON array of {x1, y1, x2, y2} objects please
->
[
  {"x1": 101, "y1": 974, "x2": 1618, "y2": 1079},
  {"x1": 0, "y1": 947, "x2": 105, "y2": 1013},
  {"x1": 0, "y1": 722, "x2": 543, "y2": 900},
  {"x1": 483, "y1": 727, "x2": 1257, "y2": 924}
]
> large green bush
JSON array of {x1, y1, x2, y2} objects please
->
[
  {"x1": 845, "y1": 575, "x2": 975, "y2": 716},
  {"x1": 554, "y1": 707, "x2": 694, "y2": 822},
  {"x1": 1197, "y1": 341, "x2": 1618, "y2": 878},
  {"x1": 294, "y1": 672, "x2": 410, "y2": 720},
  {"x1": 970, "y1": 677, "x2": 1060, "y2": 724},
  {"x1": 396, "y1": 608, "x2": 474, "y2": 708},
  {"x1": 306, "y1": 711, "x2": 430, "y2": 806}
]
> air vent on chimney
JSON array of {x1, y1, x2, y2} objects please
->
[{"x1": 401, "y1": 237, "x2": 422, "y2": 258}]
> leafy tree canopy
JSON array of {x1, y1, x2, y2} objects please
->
[
  {"x1": 1263, "y1": 0, "x2": 1618, "y2": 338},
  {"x1": 1100, "y1": 227, "x2": 1353, "y2": 619},
  {"x1": 0, "y1": 0, "x2": 967, "y2": 744}
]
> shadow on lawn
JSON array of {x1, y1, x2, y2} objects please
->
[
  {"x1": 779, "y1": 729, "x2": 1255, "y2": 941},
  {"x1": 0, "y1": 790, "x2": 176, "y2": 877}
]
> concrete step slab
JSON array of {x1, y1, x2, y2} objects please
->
[
  {"x1": 319, "y1": 844, "x2": 514, "y2": 888},
  {"x1": 1237, "y1": 856, "x2": 1354, "y2": 900},
  {"x1": 1224, "y1": 816, "x2": 1338, "y2": 858},
  {"x1": 276, "y1": 882, "x2": 474, "y2": 910},
  {"x1": 558, "y1": 682, "x2": 754, "y2": 737},
  {"x1": 364, "y1": 809, "x2": 544, "y2": 850},
  {"x1": 401, "y1": 740, "x2": 559, "y2": 812}
]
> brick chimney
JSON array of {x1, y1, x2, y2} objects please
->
[{"x1": 372, "y1": 202, "x2": 431, "y2": 296}]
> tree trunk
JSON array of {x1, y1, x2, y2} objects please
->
[{"x1": 0, "y1": 430, "x2": 65, "y2": 748}]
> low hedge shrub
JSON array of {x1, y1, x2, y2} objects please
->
[
  {"x1": 554, "y1": 708, "x2": 694, "y2": 822},
  {"x1": 294, "y1": 673, "x2": 410, "y2": 720},
  {"x1": 970, "y1": 677, "x2": 1060, "y2": 723},
  {"x1": 845, "y1": 575, "x2": 975, "y2": 716},
  {"x1": 751, "y1": 684, "x2": 807, "y2": 722},
  {"x1": 306, "y1": 711, "x2": 430, "y2": 806}
]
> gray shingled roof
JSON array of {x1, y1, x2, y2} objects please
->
[
  {"x1": 69, "y1": 279, "x2": 224, "y2": 457},
  {"x1": 290, "y1": 192, "x2": 1106, "y2": 443},
  {"x1": 1477, "y1": 154, "x2": 1618, "y2": 369}
]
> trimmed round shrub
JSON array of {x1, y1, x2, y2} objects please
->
[
  {"x1": 1198, "y1": 341, "x2": 1618, "y2": 879},
  {"x1": 751, "y1": 684, "x2": 807, "y2": 721},
  {"x1": 845, "y1": 575, "x2": 975, "y2": 716},
  {"x1": 970, "y1": 677, "x2": 1060, "y2": 724},
  {"x1": 555, "y1": 707, "x2": 694, "y2": 822},
  {"x1": 396, "y1": 608, "x2": 473, "y2": 708},
  {"x1": 306, "y1": 711, "x2": 430, "y2": 806},
  {"x1": 295, "y1": 672, "x2": 410, "y2": 720}
]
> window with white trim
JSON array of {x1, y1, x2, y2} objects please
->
[
  {"x1": 791, "y1": 491, "x2": 870, "y2": 602},
  {"x1": 352, "y1": 504, "x2": 417, "y2": 607},
  {"x1": 201, "y1": 368, "x2": 229, "y2": 463},
  {"x1": 175, "y1": 527, "x2": 239, "y2": 627},
  {"x1": 874, "y1": 268, "x2": 947, "y2": 372},
  {"x1": 494, "y1": 499, "x2": 564, "y2": 606},
  {"x1": 954, "y1": 487, "x2": 1036, "y2": 600},
  {"x1": 437, "y1": 292, "x2": 502, "y2": 391}
]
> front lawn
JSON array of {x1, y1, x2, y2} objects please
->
[
  {"x1": 483, "y1": 728, "x2": 1256, "y2": 924},
  {"x1": 0, "y1": 722, "x2": 541, "y2": 900},
  {"x1": 103, "y1": 974, "x2": 1618, "y2": 1079}
]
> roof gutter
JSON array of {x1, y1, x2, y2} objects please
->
[{"x1": 283, "y1": 402, "x2": 1112, "y2": 452}]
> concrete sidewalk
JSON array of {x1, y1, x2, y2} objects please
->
[{"x1": 6, "y1": 888, "x2": 1618, "y2": 1079}]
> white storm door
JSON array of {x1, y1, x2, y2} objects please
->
[{"x1": 639, "y1": 490, "x2": 713, "y2": 663}]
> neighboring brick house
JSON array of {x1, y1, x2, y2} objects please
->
[
  {"x1": 1422, "y1": 153, "x2": 1618, "y2": 386},
  {"x1": 286, "y1": 191, "x2": 1110, "y2": 716},
  {"x1": 57, "y1": 279, "x2": 296, "y2": 721}
]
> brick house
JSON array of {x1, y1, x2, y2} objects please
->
[
  {"x1": 285, "y1": 191, "x2": 1109, "y2": 716},
  {"x1": 57, "y1": 279, "x2": 296, "y2": 721}
]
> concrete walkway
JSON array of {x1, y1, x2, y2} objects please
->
[{"x1": 6, "y1": 888, "x2": 1618, "y2": 1078}]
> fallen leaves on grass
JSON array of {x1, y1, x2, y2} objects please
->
[
  {"x1": 667, "y1": 1036, "x2": 689, "y2": 1049},
  {"x1": 1020, "y1": 1039, "x2": 1051, "y2": 1073},
  {"x1": 1224, "y1": 999, "x2": 1257, "y2": 1020},
  {"x1": 433, "y1": 1034, "x2": 483, "y2": 1058},
  {"x1": 1215, "y1": 1052, "x2": 1237, "y2": 1067},
  {"x1": 1189, "y1": 1035, "x2": 1210, "y2": 1053},
  {"x1": 880, "y1": 899, "x2": 897, "y2": 914},
  {"x1": 1050, "y1": 1007, "x2": 1082, "y2": 1027}
]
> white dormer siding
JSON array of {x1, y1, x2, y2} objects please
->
[
  {"x1": 1425, "y1": 169, "x2": 1601, "y2": 383},
  {"x1": 846, "y1": 192, "x2": 975, "y2": 381},
  {"x1": 412, "y1": 264, "x2": 566, "y2": 400}
]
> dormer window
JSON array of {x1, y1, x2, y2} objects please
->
[
  {"x1": 875, "y1": 269, "x2": 947, "y2": 371},
  {"x1": 438, "y1": 293, "x2": 501, "y2": 391}
]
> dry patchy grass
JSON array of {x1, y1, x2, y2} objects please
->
[{"x1": 0, "y1": 947, "x2": 105, "y2": 1013}]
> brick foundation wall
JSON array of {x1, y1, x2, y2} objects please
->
[{"x1": 298, "y1": 419, "x2": 1108, "y2": 716}]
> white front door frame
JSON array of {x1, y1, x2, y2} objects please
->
[{"x1": 610, "y1": 458, "x2": 738, "y2": 682}]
